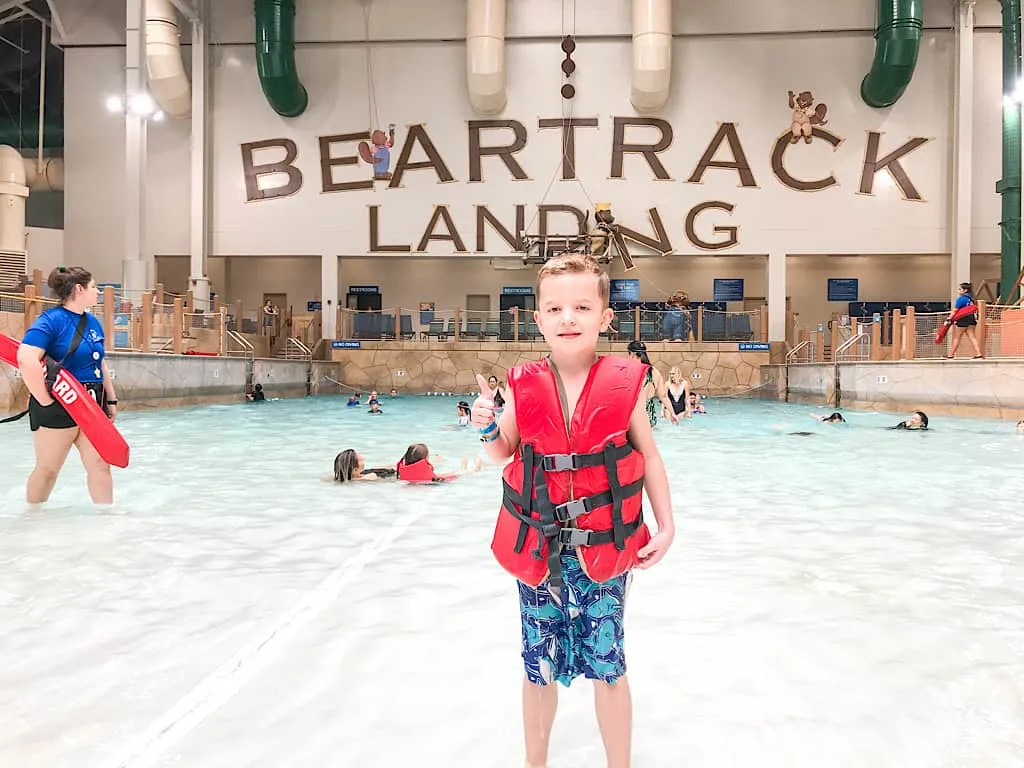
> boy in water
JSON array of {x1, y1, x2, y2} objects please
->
[{"x1": 471, "y1": 254, "x2": 675, "y2": 768}]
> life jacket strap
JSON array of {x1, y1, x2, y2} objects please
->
[
  {"x1": 541, "y1": 442, "x2": 632, "y2": 472},
  {"x1": 502, "y1": 440, "x2": 644, "y2": 588}
]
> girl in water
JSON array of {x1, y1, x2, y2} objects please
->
[{"x1": 333, "y1": 449, "x2": 396, "y2": 482}]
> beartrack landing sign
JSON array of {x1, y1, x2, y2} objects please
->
[{"x1": 239, "y1": 98, "x2": 931, "y2": 255}]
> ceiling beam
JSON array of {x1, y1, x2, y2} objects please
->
[{"x1": 44, "y1": 0, "x2": 66, "y2": 43}]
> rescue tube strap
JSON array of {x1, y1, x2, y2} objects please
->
[{"x1": 0, "y1": 408, "x2": 28, "y2": 424}]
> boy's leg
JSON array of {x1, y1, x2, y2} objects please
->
[
  {"x1": 518, "y1": 576, "x2": 572, "y2": 768},
  {"x1": 523, "y1": 676, "x2": 558, "y2": 768},
  {"x1": 594, "y1": 677, "x2": 633, "y2": 768},
  {"x1": 568, "y1": 555, "x2": 634, "y2": 768}
]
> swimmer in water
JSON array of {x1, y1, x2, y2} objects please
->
[
  {"x1": 396, "y1": 442, "x2": 483, "y2": 482},
  {"x1": 810, "y1": 411, "x2": 845, "y2": 423},
  {"x1": 1015, "y1": 418, "x2": 1024, "y2": 434},
  {"x1": 456, "y1": 401, "x2": 471, "y2": 426},
  {"x1": 891, "y1": 411, "x2": 929, "y2": 430},
  {"x1": 333, "y1": 449, "x2": 396, "y2": 482}
]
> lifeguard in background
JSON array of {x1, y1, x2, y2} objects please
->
[
  {"x1": 1, "y1": 266, "x2": 128, "y2": 507},
  {"x1": 936, "y1": 282, "x2": 983, "y2": 358}
]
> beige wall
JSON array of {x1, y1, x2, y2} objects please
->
[{"x1": 787, "y1": 253, "x2": 1002, "y2": 328}]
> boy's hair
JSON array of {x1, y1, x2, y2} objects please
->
[{"x1": 535, "y1": 254, "x2": 610, "y2": 305}]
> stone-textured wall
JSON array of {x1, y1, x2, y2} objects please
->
[
  {"x1": 780, "y1": 360, "x2": 1024, "y2": 419},
  {"x1": 0, "y1": 354, "x2": 341, "y2": 414},
  {"x1": 331, "y1": 341, "x2": 772, "y2": 395}
]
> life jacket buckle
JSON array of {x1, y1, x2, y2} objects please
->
[
  {"x1": 539, "y1": 522, "x2": 562, "y2": 539},
  {"x1": 543, "y1": 453, "x2": 584, "y2": 472},
  {"x1": 558, "y1": 527, "x2": 593, "y2": 547},
  {"x1": 553, "y1": 498, "x2": 587, "y2": 522}
]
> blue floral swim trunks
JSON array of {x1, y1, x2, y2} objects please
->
[{"x1": 517, "y1": 549, "x2": 632, "y2": 687}]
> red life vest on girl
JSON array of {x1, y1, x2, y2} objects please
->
[
  {"x1": 397, "y1": 458, "x2": 456, "y2": 483},
  {"x1": 492, "y1": 356, "x2": 651, "y2": 588}
]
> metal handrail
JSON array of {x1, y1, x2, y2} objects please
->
[
  {"x1": 226, "y1": 330, "x2": 255, "y2": 359},
  {"x1": 834, "y1": 327, "x2": 869, "y2": 361},
  {"x1": 786, "y1": 340, "x2": 811, "y2": 362},
  {"x1": 281, "y1": 337, "x2": 312, "y2": 361}
]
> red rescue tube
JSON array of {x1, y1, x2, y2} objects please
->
[
  {"x1": 934, "y1": 304, "x2": 978, "y2": 344},
  {"x1": 0, "y1": 333, "x2": 131, "y2": 468}
]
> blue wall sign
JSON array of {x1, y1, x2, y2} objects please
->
[
  {"x1": 113, "y1": 312, "x2": 130, "y2": 348},
  {"x1": 609, "y1": 279, "x2": 641, "y2": 303},
  {"x1": 827, "y1": 278, "x2": 859, "y2": 302},
  {"x1": 348, "y1": 285, "x2": 380, "y2": 294},
  {"x1": 331, "y1": 340, "x2": 361, "y2": 349},
  {"x1": 738, "y1": 342, "x2": 769, "y2": 351},
  {"x1": 307, "y1": 301, "x2": 322, "y2": 311},
  {"x1": 713, "y1": 278, "x2": 744, "y2": 302},
  {"x1": 502, "y1": 286, "x2": 534, "y2": 295}
]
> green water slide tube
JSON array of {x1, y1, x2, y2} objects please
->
[
  {"x1": 860, "y1": 0, "x2": 923, "y2": 108},
  {"x1": 255, "y1": 0, "x2": 309, "y2": 118}
]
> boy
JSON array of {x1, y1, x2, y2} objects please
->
[{"x1": 471, "y1": 253, "x2": 675, "y2": 768}]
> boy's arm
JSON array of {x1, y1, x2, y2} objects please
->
[{"x1": 626, "y1": 394, "x2": 674, "y2": 537}]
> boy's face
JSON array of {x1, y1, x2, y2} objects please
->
[{"x1": 535, "y1": 273, "x2": 613, "y2": 354}]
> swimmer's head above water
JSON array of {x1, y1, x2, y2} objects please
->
[{"x1": 334, "y1": 449, "x2": 363, "y2": 482}]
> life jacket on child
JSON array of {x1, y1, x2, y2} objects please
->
[
  {"x1": 397, "y1": 458, "x2": 456, "y2": 483},
  {"x1": 492, "y1": 356, "x2": 651, "y2": 588}
]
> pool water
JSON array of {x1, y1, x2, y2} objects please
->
[{"x1": 1, "y1": 395, "x2": 1023, "y2": 767}]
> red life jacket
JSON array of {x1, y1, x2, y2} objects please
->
[
  {"x1": 397, "y1": 457, "x2": 456, "y2": 483},
  {"x1": 492, "y1": 356, "x2": 650, "y2": 588}
]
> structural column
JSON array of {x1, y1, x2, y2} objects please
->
[
  {"x1": 123, "y1": 0, "x2": 149, "y2": 294},
  {"x1": 951, "y1": 0, "x2": 974, "y2": 291},
  {"x1": 189, "y1": 0, "x2": 212, "y2": 310},
  {"x1": 321, "y1": 253, "x2": 338, "y2": 339},
  {"x1": 767, "y1": 250, "x2": 787, "y2": 343}
]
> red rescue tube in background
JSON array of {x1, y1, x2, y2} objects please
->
[
  {"x1": 934, "y1": 304, "x2": 978, "y2": 344},
  {"x1": 0, "y1": 333, "x2": 131, "y2": 468}
]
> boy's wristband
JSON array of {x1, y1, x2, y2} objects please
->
[
  {"x1": 480, "y1": 425, "x2": 502, "y2": 443},
  {"x1": 478, "y1": 420, "x2": 498, "y2": 436}
]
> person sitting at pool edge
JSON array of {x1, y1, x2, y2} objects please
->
[
  {"x1": 333, "y1": 449, "x2": 396, "y2": 482},
  {"x1": 891, "y1": 411, "x2": 929, "y2": 430}
]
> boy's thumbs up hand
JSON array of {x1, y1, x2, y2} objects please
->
[{"x1": 472, "y1": 374, "x2": 496, "y2": 430}]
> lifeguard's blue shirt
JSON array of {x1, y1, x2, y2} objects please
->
[
  {"x1": 954, "y1": 294, "x2": 975, "y2": 311},
  {"x1": 21, "y1": 307, "x2": 106, "y2": 383}
]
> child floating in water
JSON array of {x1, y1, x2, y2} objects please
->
[{"x1": 396, "y1": 443, "x2": 482, "y2": 483}]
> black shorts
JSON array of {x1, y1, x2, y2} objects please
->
[
  {"x1": 28, "y1": 385, "x2": 108, "y2": 432},
  {"x1": 955, "y1": 315, "x2": 978, "y2": 328}
]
